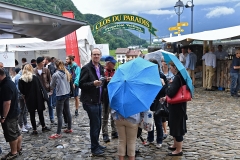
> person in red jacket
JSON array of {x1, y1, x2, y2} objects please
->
[{"x1": 102, "y1": 56, "x2": 118, "y2": 143}]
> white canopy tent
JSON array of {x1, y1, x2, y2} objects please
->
[
  {"x1": 162, "y1": 25, "x2": 240, "y2": 43},
  {"x1": 0, "y1": 25, "x2": 95, "y2": 66}
]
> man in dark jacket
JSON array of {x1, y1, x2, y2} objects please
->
[
  {"x1": 0, "y1": 69, "x2": 22, "y2": 160},
  {"x1": 34, "y1": 57, "x2": 55, "y2": 125},
  {"x1": 45, "y1": 56, "x2": 57, "y2": 108},
  {"x1": 79, "y1": 48, "x2": 106, "y2": 156},
  {"x1": 101, "y1": 56, "x2": 118, "y2": 143}
]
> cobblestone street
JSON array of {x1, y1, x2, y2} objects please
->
[{"x1": 1, "y1": 85, "x2": 240, "y2": 160}]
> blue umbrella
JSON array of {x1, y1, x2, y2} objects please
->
[
  {"x1": 160, "y1": 49, "x2": 194, "y2": 96},
  {"x1": 108, "y1": 57, "x2": 162, "y2": 118}
]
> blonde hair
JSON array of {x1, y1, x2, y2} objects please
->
[
  {"x1": 21, "y1": 64, "x2": 34, "y2": 82},
  {"x1": 55, "y1": 59, "x2": 71, "y2": 82}
]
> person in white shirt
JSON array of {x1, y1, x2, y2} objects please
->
[
  {"x1": 179, "y1": 48, "x2": 188, "y2": 65},
  {"x1": 202, "y1": 47, "x2": 216, "y2": 91}
]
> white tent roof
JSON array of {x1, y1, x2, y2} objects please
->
[
  {"x1": 0, "y1": 25, "x2": 95, "y2": 51},
  {"x1": 162, "y1": 25, "x2": 240, "y2": 43}
]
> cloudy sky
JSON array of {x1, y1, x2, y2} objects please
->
[
  {"x1": 72, "y1": 0, "x2": 240, "y2": 38},
  {"x1": 72, "y1": 0, "x2": 240, "y2": 17}
]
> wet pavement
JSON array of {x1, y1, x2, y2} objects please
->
[{"x1": 1, "y1": 84, "x2": 240, "y2": 160}]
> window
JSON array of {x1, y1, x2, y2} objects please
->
[
  {"x1": 122, "y1": 55, "x2": 125, "y2": 58},
  {"x1": 118, "y1": 55, "x2": 121, "y2": 58}
]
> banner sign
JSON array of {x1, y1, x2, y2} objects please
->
[
  {"x1": 92, "y1": 14, "x2": 157, "y2": 36},
  {"x1": 62, "y1": 11, "x2": 80, "y2": 66},
  {"x1": 102, "y1": 23, "x2": 145, "y2": 34}
]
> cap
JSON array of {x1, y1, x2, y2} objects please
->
[
  {"x1": 15, "y1": 67, "x2": 21, "y2": 74},
  {"x1": 105, "y1": 56, "x2": 117, "y2": 64},
  {"x1": 36, "y1": 57, "x2": 44, "y2": 64}
]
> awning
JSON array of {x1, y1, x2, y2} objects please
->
[
  {"x1": 162, "y1": 25, "x2": 240, "y2": 43},
  {"x1": 0, "y1": 25, "x2": 95, "y2": 51},
  {"x1": 0, "y1": 1, "x2": 87, "y2": 41}
]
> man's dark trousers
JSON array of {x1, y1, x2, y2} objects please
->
[{"x1": 83, "y1": 103, "x2": 102, "y2": 152}]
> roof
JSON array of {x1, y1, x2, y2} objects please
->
[
  {"x1": 115, "y1": 48, "x2": 129, "y2": 54},
  {"x1": 162, "y1": 25, "x2": 240, "y2": 43},
  {"x1": 0, "y1": 1, "x2": 87, "y2": 41},
  {"x1": 127, "y1": 50, "x2": 141, "y2": 56},
  {"x1": 0, "y1": 25, "x2": 95, "y2": 52}
]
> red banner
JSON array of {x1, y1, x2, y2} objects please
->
[{"x1": 62, "y1": 11, "x2": 80, "y2": 66}]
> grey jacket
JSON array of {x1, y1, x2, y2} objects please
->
[{"x1": 50, "y1": 70, "x2": 70, "y2": 96}]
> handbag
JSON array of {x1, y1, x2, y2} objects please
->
[
  {"x1": 154, "y1": 102, "x2": 169, "y2": 117},
  {"x1": 166, "y1": 76, "x2": 191, "y2": 104},
  {"x1": 36, "y1": 76, "x2": 49, "y2": 102}
]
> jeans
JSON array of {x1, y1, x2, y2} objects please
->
[
  {"x1": 147, "y1": 114, "x2": 163, "y2": 144},
  {"x1": 56, "y1": 97, "x2": 72, "y2": 134},
  {"x1": 52, "y1": 89, "x2": 57, "y2": 107},
  {"x1": 18, "y1": 99, "x2": 28, "y2": 127},
  {"x1": 47, "y1": 95, "x2": 54, "y2": 120},
  {"x1": 230, "y1": 73, "x2": 240, "y2": 95},
  {"x1": 83, "y1": 103, "x2": 102, "y2": 152}
]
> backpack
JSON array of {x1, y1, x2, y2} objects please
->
[
  {"x1": 48, "y1": 63, "x2": 56, "y2": 76},
  {"x1": 68, "y1": 65, "x2": 77, "y2": 81}
]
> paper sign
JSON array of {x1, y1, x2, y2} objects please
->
[{"x1": 0, "y1": 52, "x2": 15, "y2": 67}]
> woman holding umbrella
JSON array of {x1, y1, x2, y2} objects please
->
[{"x1": 163, "y1": 61, "x2": 187, "y2": 156}]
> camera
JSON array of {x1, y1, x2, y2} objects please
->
[{"x1": 99, "y1": 76, "x2": 106, "y2": 81}]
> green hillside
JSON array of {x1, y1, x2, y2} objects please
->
[{"x1": 0, "y1": 0, "x2": 147, "y2": 49}]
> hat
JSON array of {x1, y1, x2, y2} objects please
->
[
  {"x1": 36, "y1": 57, "x2": 44, "y2": 64},
  {"x1": 105, "y1": 56, "x2": 117, "y2": 64}
]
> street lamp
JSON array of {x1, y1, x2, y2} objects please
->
[
  {"x1": 174, "y1": 0, "x2": 184, "y2": 23},
  {"x1": 185, "y1": 0, "x2": 194, "y2": 33}
]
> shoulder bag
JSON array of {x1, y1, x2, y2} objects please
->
[
  {"x1": 154, "y1": 102, "x2": 169, "y2": 117},
  {"x1": 166, "y1": 76, "x2": 191, "y2": 104}
]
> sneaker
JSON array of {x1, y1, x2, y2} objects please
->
[
  {"x1": 62, "y1": 123, "x2": 67, "y2": 129},
  {"x1": 75, "y1": 109, "x2": 79, "y2": 116},
  {"x1": 49, "y1": 134, "x2": 62, "y2": 139},
  {"x1": 1, "y1": 152, "x2": 18, "y2": 160},
  {"x1": 156, "y1": 143, "x2": 162, "y2": 148},
  {"x1": 64, "y1": 129, "x2": 73, "y2": 133},
  {"x1": 144, "y1": 141, "x2": 154, "y2": 146},
  {"x1": 31, "y1": 130, "x2": 38, "y2": 135},
  {"x1": 42, "y1": 126, "x2": 51, "y2": 132},
  {"x1": 18, "y1": 148, "x2": 23, "y2": 156},
  {"x1": 92, "y1": 148, "x2": 104, "y2": 156},
  {"x1": 24, "y1": 124, "x2": 32, "y2": 130},
  {"x1": 103, "y1": 134, "x2": 110, "y2": 143},
  {"x1": 163, "y1": 134, "x2": 168, "y2": 140},
  {"x1": 21, "y1": 126, "x2": 28, "y2": 133}
]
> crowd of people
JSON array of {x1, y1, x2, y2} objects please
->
[
  {"x1": 0, "y1": 47, "x2": 198, "y2": 159},
  {"x1": 0, "y1": 55, "x2": 80, "y2": 159}
]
